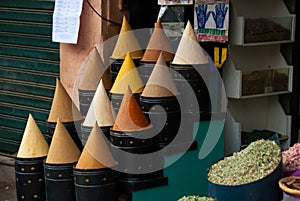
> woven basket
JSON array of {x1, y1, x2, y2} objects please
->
[{"x1": 279, "y1": 176, "x2": 300, "y2": 197}]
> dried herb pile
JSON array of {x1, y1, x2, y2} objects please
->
[
  {"x1": 178, "y1": 196, "x2": 214, "y2": 201},
  {"x1": 282, "y1": 143, "x2": 300, "y2": 172},
  {"x1": 208, "y1": 139, "x2": 281, "y2": 185}
]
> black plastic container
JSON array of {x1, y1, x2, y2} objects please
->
[
  {"x1": 139, "y1": 61, "x2": 171, "y2": 84},
  {"x1": 74, "y1": 168, "x2": 118, "y2": 201},
  {"x1": 80, "y1": 125, "x2": 111, "y2": 145},
  {"x1": 208, "y1": 161, "x2": 283, "y2": 201},
  {"x1": 171, "y1": 64, "x2": 210, "y2": 114},
  {"x1": 44, "y1": 163, "x2": 76, "y2": 201},
  {"x1": 110, "y1": 58, "x2": 141, "y2": 84},
  {"x1": 140, "y1": 96, "x2": 181, "y2": 149},
  {"x1": 110, "y1": 93, "x2": 141, "y2": 115},
  {"x1": 15, "y1": 157, "x2": 46, "y2": 201},
  {"x1": 46, "y1": 120, "x2": 83, "y2": 151},
  {"x1": 78, "y1": 89, "x2": 96, "y2": 117}
]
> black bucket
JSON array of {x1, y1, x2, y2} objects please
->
[
  {"x1": 171, "y1": 63, "x2": 210, "y2": 114},
  {"x1": 15, "y1": 157, "x2": 46, "y2": 201},
  {"x1": 110, "y1": 58, "x2": 141, "y2": 84},
  {"x1": 44, "y1": 163, "x2": 76, "y2": 201},
  {"x1": 139, "y1": 61, "x2": 171, "y2": 84},
  {"x1": 109, "y1": 92, "x2": 141, "y2": 115},
  {"x1": 78, "y1": 89, "x2": 96, "y2": 117},
  {"x1": 208, "y1": 161, "x2": 283, "y2": 201},
  {"x1": 80, "y1": 125, "x2": 111, "y2": 145},
  {"x1": 140, "y1": 96, "x2": 181, "y2": 149},
  {"x1": 46, "y1": 120, "x2": 83, "y2": 151},
  {"x1": 74, "y1": 168, "x2": 118, "y2": 201}
]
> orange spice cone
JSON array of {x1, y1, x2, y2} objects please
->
[
  {"x1": 46, "y1": 119, "x2": 81, "y2": 164},
  {"x1": 48, "y1": 79, "x2": 83, "y2": 123},
  {"x1": 17, "y1": 114, "x2": 49, "y2": 158},
  {"x1": 79, "y1": 46, "x2": 111, "y2": 91},
  {"x1": 76, "y1": 123, "x2": 116, "y2": 169},
  {"x1": 111, "y1": 16, "x2": 143, "y2": 59},
  {"x1": 172, "y1": 21, "x2": 207, "y2": 65},
  {"x1": 112, "y1": 86, "x2": 151, "y2": 132},
  {"x1": 110, "y1": 52, "x2": 144, "y2": 94},
  {"x1": 142, "y1": 53, "x2": 179, "y2": 97},
  {"x1": 141, "y1": 18, "x2": 174, "y2": 63}
]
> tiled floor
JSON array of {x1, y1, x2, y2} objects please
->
[{"x1": 0, "y1": 155, "x2": 16, "y2": 201}]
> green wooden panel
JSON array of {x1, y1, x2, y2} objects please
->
[
  {"x1": 0, "y1": 92, "x2": 52, "y2": 110},
  {"x1": 0, "y1": 32, "x2": 58, "y2": 49},
  {"x1": 0, "y1": 1, "x2": 55, "y2": 10},
  {"x1": 0, "y1": 44, "x2": 59, "y2": 61},
  {"x1": 0, "y1": 56, "x2": 59, "y2": 73},
  {"x1": 0, "y1": 138, "x2": 20, "y2": 154},
  {"x1": 0, "y1": 66, "x2": 58, "y2": 85},
  {"x1": 0, "y1": 21, "x2": 52, "y2": 35},
  {"x1": 0, "y1": 9, "x2": 53, "y2": 23},
  {"x1": 0, "y1": 126, "x2": 23, "y2": 141}
]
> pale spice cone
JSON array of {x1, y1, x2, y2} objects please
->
[
  {"x1": 17, "y1": 114, "x2": 49, "y2": 158},
  {"x1": 111, "y1": 16, "x2": 143, "y2": 59},
  {"x1": 83, "y1": 80, "x2": 115, "y2": 127},
  {"x1": 142, "y1": 53, "x2": 179, "y2": 97},
  {"x1": 48, "y1": 78, "x2": 83, "y2": 123},
  {"x1": 110, "y1": 52, "x2": 144, "y2": 94},
  {"x1": 172, "y1": 21, "x2": 207, "y2": 65},
  {"x1": 46, "y1": 119, "x2": 81, "y2": 164}
]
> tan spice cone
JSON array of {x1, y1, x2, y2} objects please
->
[
  {"x1": 172, "y1": 21, "x2": 207, "y2": 65},
  {"x1": 83, "y1": 80, "x2": 115, "y2": 127},
  {"x1": 110, "y1": 52, "x2": 144, "y2": 94},
  {"x1": 141, "y1": 18, "x2": 174, "y2": 63},
  {"x1": 79, "y1": 47, "x2": 112, "y2": 91},
  {"x1": 142, "y1": 53, "x2": 179, "y2": 97},
  {"x1": 48, "y1": 79, "x2": 84, "y2": 123},
  {"x1": 76, "y1": 123, "x2": 116, "y2": 169},
  {"x1": 17, "y1": 114, "x2": 49, "y2": 158},
  {"x1": 112, "y1": 86, "x2": 151, "y2": 132},
  {"x1": 46, "y1": 119, "x2": 81, "y2": 164},
  {"x1": 111, "y1": 16, "x2": 143, "y2": 59}
]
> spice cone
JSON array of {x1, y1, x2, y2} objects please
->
[
  {"x1": 79, "y1": 47, "x2": 111, "y2": 91},
  {"x1": 46, "y1": 119, "x2": 81, "y2": 164},
  {"x1": 76, "y1": 123, "x2": 116, "y2": 169},
  {"x1": 17, "y1": 114, "x2": 49, "y2": 158},
  {"x1": 111, "y1": 16, "x2": 143, "y2": 59},
  {"x1": 112, "y1": 86, "x2": 151, "y2": 132},
  {"x1": 142, "y1": 53, "x2": 179, "y2": 97},
  {"x1": 110, "y1": 52, "x2": 144, "y2": 94},
  {"x1": 83, "y1": 80, "x2": 115, "y2": 127},
  {"x1": 48, "y1": 79, "x2": 83, "y2": 123},
  {"x1": 141, "y1": 18, "x2": 174, "y2": 63},
  {"x1": 172, "y1": 21, "x2": 207, "y2": 65}
]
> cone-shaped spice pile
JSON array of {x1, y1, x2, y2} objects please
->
[
  {"x1": 172, "y1": 21, "x2": 207, "y2": 65},
  {"x1": 46, "y1": 119, "x2": 81, "y2": 164},
  {"x1": 141, "y1": 18, "x2": 174, "y2": 63},
  {"x1": 83, "y1": 80, "x2": 115, "y2": 127},
  {"x1": 112, "y1": 86, "x2": 151, "y2": 132},
  {"x1": 79, "y1": 47, "x2": 111, "y2": 91},
  {"x1": 110, "y1": 52, "x2": 144, "y2": 94},
  {"x1": 48, "y1": 79, "x2": 83, "y2": 123},
  {"x1": 111, "y1": 16, "x2": 143, "y2": 60},
  {"x1": 142, "y1": 53, "x2": 179, "y2": 97},
  {"x1": 17, "y1": 114, "x2": 49, "y2": 158},
  {"x1": 76, "y1": 123, "x2": 116, "y2": 169}
]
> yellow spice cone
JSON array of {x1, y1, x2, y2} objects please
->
[
  {"x1": 83, "y1": 80, "x2": 115, "y2": 127},
  {"x1": 79, "y1": 46, "x2": 112, "y2": 91},
  {"x1": 17, "y1": 114, "x2": 49, "y2": 158},
  {"x1": 141, "y1": 18, "x2": 174, "y2": 63},
  {"x1": 111, "y1": 16, "x2": 143, "y2": 59},
  {"x1": 172, "y1": 21, "x2": 207, "y2": 65},
  {"x1": 142, "y1": 53, "x2": 179, "y2": 97},
  {"x1": 76, "y1": 123, "x2": 116, "y2": 169},
  {"x1": 48, "y1": 78, "x2": 83, "y2": 123},
  {"x1": 112, "y1": 86, "x2": 151, "y2": 132},
  {"x1": 46, "y1": 119, "x2": 81, "y2": 164},
  {"x1": 110, "y1": 52, "x2": 144, "y2": 94}
]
